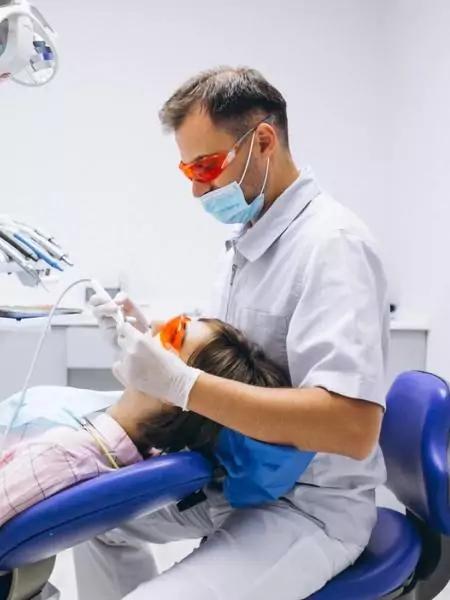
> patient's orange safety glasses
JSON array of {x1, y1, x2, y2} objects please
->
[
  {"x1": 159, "y1": 314, "x2": 191, "y2": 351},
  {"x1": 178, "y1": 115, "x2": 274, "y2": 183}
]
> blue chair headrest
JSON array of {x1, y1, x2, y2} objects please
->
[{"x1": 381, "y1": 371, "x2": 450, "y2": 534}]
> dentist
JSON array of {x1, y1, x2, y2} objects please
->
[{"x1": 76, "y1": 66, "x2": 389, "y2": 600}]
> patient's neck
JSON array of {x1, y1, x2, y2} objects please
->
[{"x1": 107, "y1": 388, "x2": 173, "y2": 446}]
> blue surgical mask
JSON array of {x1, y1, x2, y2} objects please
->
[{"x1": 200, "y1": 132, "x2": 270, "y2": 225}]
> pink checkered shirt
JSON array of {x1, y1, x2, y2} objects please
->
[{"x1": 0, "y1": 413, "x2": 142, "y2": 527}]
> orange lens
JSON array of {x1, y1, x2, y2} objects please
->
[
  {"x1": 159, "y1": 315, "x2": 191, "y2": 351},
  {"x1": 179, "y1": 153, "x2": 227, "y2": 183}
]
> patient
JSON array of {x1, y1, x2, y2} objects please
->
[{"x1": 0, "y1": 316, "x2": 290, "y2": 527}]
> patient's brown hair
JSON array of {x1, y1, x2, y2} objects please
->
[{"x1": 133, "y1": 318, "x2": 290, "y2": 459}]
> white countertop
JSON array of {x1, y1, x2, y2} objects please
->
[
  {"x1": 0, "y1": 310, "x2": 430, "y2": 332},
  {"x1": 388, "y1": 310, "x2": 430, "y2": 331}
]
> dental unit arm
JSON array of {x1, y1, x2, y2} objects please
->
[{"x1": 0, "y1": 0, "x2": 57, "y2": 86}]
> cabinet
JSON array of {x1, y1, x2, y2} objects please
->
[{"x1": 0, "y1": 315, "x2": 429, "y2": 398}]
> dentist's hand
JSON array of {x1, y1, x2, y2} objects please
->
[
  {"x1": 89, "y1": 291, "x2": 150, "y2": 336},
  {"x1": 112, "y1": 323, "x2": 202, "y2": 410}
]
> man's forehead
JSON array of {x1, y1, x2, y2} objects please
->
[{"x1": 175, "y1": 107, "x2": 235, "y2": 162}]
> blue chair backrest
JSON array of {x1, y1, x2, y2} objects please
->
[{"x1": 381, "y1": 371, "x2": 450, "y2": 534}]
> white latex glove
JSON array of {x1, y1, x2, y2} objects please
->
[
  {"x1": 113, "y1": 322, "x2": 202, "y2": 410},
  {"x1": 89, "y1": 291, "x2": 150, "y2": 335}
]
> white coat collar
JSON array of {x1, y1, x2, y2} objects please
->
[{"x1": 225, "y1": 166, "x2": 321, "y2": 262}]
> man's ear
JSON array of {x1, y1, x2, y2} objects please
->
[{"x1": 256, "y1": 123, "x2": 276, "y2": 156}]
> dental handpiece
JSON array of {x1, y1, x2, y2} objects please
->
[
  {"x1": 0, "y1": 238, "x2": 40, "y2": 283},
  {"x1": 15, "y1": 220, "x2": 57, "y2": 244},
  {"x1": 14, "y1": 233, "x2": 64, "y2": 271},
  {"x1": 0, "y1": 229, "x2": 39, "y2": 262},
  {"x1": 17, "y1": 226, "x2": 73, "y2": 266},
  {"x1": 90, "y1": 279, "x2": 125, "y2": 328},
  {"x1": 0, "y1": 218, "x2": 73, "y2": 266}
]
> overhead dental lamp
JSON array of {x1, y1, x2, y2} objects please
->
[{"x1": 0, "y1": 0, "x2": 58, "y2": 86}]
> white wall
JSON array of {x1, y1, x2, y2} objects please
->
[
  {"x1": 1, "y1": 0, "x2": 388, "y2": 312},
  {"x1": 383, "y1": 0, "x2": 450, "y2": 379},
  {"x1": 1, "y1": 0, "x2": 449, "y2": 375}
]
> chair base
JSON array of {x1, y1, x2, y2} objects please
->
[
  {"x1": 381, "y1": 511, "x2": 450, "y2": 600},
  {"x1": 401, "y1": 512, "x2": 450, "y2": 600},
  {"x1": 379, "y1": 572, "x2": 416, "y2": 600},
  {"x1": 0, "y1": 556, "x2": 56, "y2": 600},
  {"x1": 37, "y1": 582, "x2": 60, "y2": 600}
]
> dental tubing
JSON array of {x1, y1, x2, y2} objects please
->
[{"x1": 0, "y1": 278, "x2": 123, "y2": 454}]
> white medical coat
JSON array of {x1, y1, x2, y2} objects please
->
[{"x1": 209, "y1": 166, "x2": 389, "y2": 547}]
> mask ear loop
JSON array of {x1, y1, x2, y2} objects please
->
[
  {"x1": 238, "y1": 131, "x2": 256, "y2": 186},
  {"x1": 259, "y1": 157, "x2": 270, "y2": 195}
]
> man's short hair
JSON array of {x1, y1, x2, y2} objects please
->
[{"x1": 159, "y1": 66, "x2": 289, "y2": 146}]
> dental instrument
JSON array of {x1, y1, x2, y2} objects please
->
[
  {"x1": 90, "y1": 279, "x2": 125, "y2": 327},
  {"x1": 14, "y1": 232, "x2": 63, "y2": 271},
  {"x1": 0, "y1": 216, "x2": 72, "y2": 284},
  {"x1": 0, "y1": 236, "x2": 40, "y2": 283},
  {"x1": 17, "y1": 226, "x2": 74, "y2": 265},
  {"x1": 21, "y1": 222, "x2": 58, "y2": 244},
  {"x1": 1, "y1": 219, "x2": 72, "y2": 267},
  {"x1": 0, "y1": 229, "x2": 38, "y2": 261}
]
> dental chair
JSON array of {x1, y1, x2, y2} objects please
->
[
  {"x1": 310, "y1": 370, "x2": 450, "y2": 600},
  {"x1": 0, "y1": 452, "x2": 212, "y2": 599},
  {"x1": 1, "y1": 371, "x2": 450, "y2": 600}
]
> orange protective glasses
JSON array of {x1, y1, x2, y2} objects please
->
[
  {"x1": 159, "y1": 314, "x2": 191, "y2": 351},
  {"x1": 178, "y1": 115, "x2": 274, "y2": 183}
]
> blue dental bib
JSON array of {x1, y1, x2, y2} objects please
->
[{"x1": 215, "y1": 428, "x2": 315, "y2": 508}]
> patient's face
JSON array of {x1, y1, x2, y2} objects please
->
[
  {"x1": 177, "y1": 319, "x2": 213, "y2": 363},
  {"x1": 147, "y1": 318, "x2": 213, "y2": 408}
]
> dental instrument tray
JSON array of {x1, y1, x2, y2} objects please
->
[{"x1": 0, "y1": 305, "x2": 82, "y2": 320}]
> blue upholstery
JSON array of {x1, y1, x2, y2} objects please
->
[
  {"x1": 310, "y1": 370, "x2": 450, "y2": 599},
  {"x1": 309, "y1": 508, "x2": 421, "y2": 599},
  {"x1": 0, "y1": 451, "x2": 212, "y2": 570},
  {"x1": 1, "y1": 370, "x2": 449, "y2": 600},
  {"x1": 381, "y1": 371, "x2": 450, "y2": 534}
]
